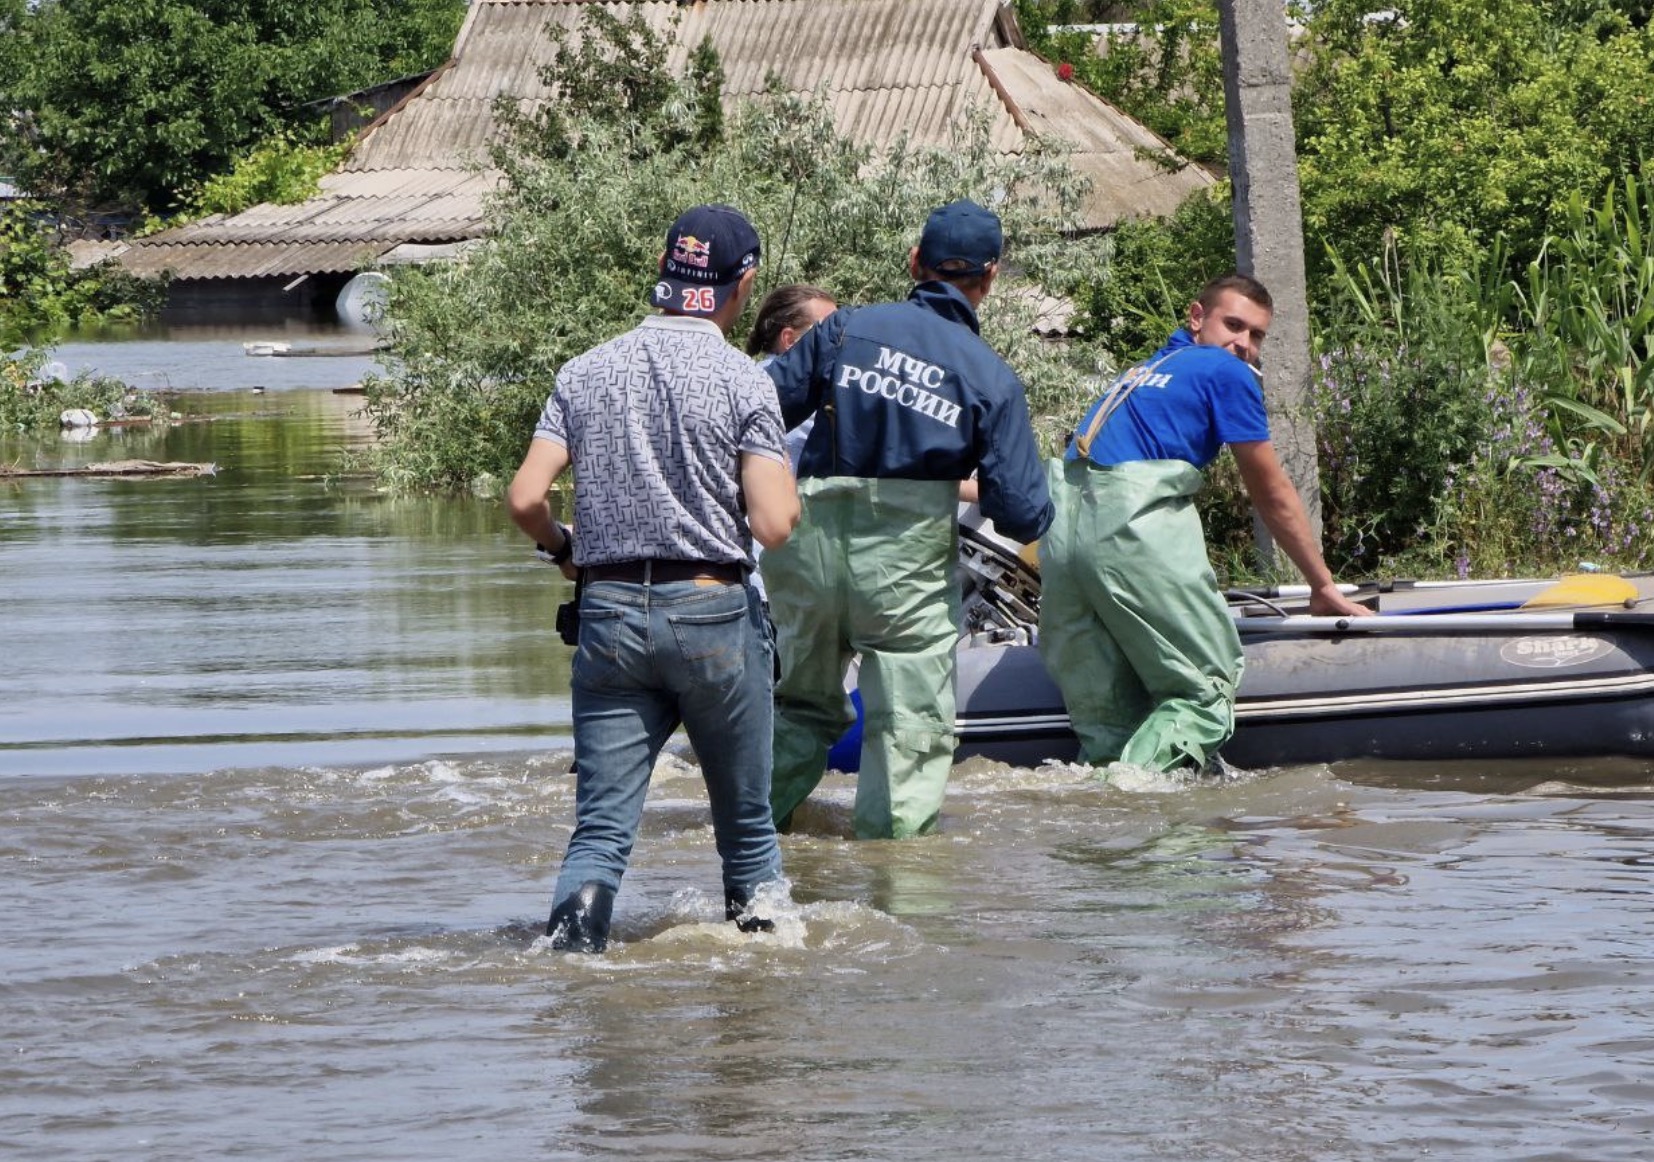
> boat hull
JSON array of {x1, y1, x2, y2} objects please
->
[
  {"x1": 954, "y1": 609, "x2": 1654, "y2": 769},
  {"x1": 934, "y1": 507, "x2": 1654, "y2": 768}
]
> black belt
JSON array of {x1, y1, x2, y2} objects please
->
[{"x1": 584, "y1": 559, "x2": 745, "y2": 585}]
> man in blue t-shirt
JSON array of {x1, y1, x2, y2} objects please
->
[{"x1": 1038, "y1": 273, "x2": 1370, "y2": 774}]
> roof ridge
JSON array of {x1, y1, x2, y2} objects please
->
[{"x1": 122, "y1": 0, "x2": 1211, "y2": 284}]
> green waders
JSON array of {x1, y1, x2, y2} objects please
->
[
  {"x1": 765, "y1": 477, "x2": 960, "y2": 838},
  {"x1": 1037, "y1": 457, "x2": 1242, "y2": 773}
]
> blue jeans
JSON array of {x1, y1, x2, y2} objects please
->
[{"x1": 552, "y1": 578, "x2": 783, "y2": 906}]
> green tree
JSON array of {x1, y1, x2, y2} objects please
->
[
  {"x1": 490, "y1": 6, "x2": 725, "y2": 167},
  {"x1": 1020, "y1": 0, "x2": 1228, "y2": 167},
  {"x1": 180, "y1": 133, "x2": 353, "y2": 220},
  {"x1": 0, "y1": 0, "x2": 466, "y2": 217},
  {"x1": 1295, "y1": 0, "x2": 1654, "y2": 275}
]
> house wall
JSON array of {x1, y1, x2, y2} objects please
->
[
  {"x1": 323, "y1": 74, "x2": 437, "y2": 144},
  {"x1": 158, "y1": 274, "x2": 356, "y2": 326}
]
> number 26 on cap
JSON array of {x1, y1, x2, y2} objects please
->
[{"x1": 681, "y1": 287, "x2": 716, "y2": 312}]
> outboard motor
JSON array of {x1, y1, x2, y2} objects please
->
[{"x1": 956, "y1": 503, "x2": 1042, "y2": 645}]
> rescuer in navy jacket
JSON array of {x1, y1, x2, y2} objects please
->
[
  {"x1": 772, "y1": 280, "x2": 1053, "y2": 546},
  {"x1": 760, "y1": 199, "x2": 1053, "y2": 838}
]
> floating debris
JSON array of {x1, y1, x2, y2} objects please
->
[
  {"x1": 1, "y1": 460, "x2": 218, "y2": 479},
  {"x1": 244, "y1": 341, "x2": 381, "y2": 358}
]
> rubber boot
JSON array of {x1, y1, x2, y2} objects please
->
[
  {"x1": 546, "y1": 881, "x2": 615, "y2": 952},
  {"x1": 724, "y1": 885, "x2": 776, "y2": 933}
]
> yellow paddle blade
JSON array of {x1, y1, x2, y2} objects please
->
[{"x1": 1520, "y1": 573, "x2": 1639, "y2": 609}]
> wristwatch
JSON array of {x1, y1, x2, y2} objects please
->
[{"x1": 536, "y1": 524, "x2": 573, "y2": 566}]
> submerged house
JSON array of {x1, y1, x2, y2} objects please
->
[{"x1": 87, "y1": 0, "x2": 1214, "y2": 319}]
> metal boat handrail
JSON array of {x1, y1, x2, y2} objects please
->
[{"x1": 1237, "y1": 611, "x2": 1654, "y2": 635}]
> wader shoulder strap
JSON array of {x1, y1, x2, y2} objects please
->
[
  {"x1": 1073, "y1": 347, "x2": 1190, "y2": 461},
  {"x1": 821, "y1": 307, "x2": 856, "y2": 477}
]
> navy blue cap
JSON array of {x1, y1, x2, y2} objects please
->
[
  {"x1": 917, "y1": 199, "x2": 1003, "y2": 276},
  {"x1": 650, "y1": 204, "x2": 761, "y2": 316}
]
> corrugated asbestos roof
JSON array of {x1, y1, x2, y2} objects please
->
[
  {"x1": 114, "y1": 0, "x2": 1213, "y2": 282},
  {"x1": 975, "y1": 46, "x2": 1203, "y2": 223}
]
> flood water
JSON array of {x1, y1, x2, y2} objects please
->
[{"x1": 4, "y1": 327, "x2": 1654, "y2": 1160}]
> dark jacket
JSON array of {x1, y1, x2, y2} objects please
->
[{"x1": 764, "y1": 280, "x2": 1054, "y2": 543}]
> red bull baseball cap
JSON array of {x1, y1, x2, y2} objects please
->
[
  {"x1": 917, "y1": 199, "x2": 1003, "y2": 276},
  {"x1": 650, "y1": 204, "x2": 762, "y2": 317}
]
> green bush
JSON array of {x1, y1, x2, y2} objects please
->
[
  {"x1": 1307, "y1": 246, "x2": 1505, "y2": 572},
  {"x1": 1079, "y1": 186, "x2": 1235, "y2": 362},
  {"x1": 0, "y1": 352, "x2": 161, "y2": 433},
  {"x1": 0, "y1": 202, "x2": 167, "y2": 348},
  {"x1": 363, "y1": 10, "x2": 1111, "y2": 492},
  {"x1": 1427, "y1": 389, "x2": 1654, "y2": 578},
  {"x1": 1022, "y1": 0, "x2": 1654, "y2": 293},
  {"x1": 1513, "y1": 170, "x2": 1654, "y2": 483},
  {"x1": 1303, "y1": 226, "x2": 1654, "y2": 578}
]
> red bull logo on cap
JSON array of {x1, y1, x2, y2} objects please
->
[
  {"x1": 672, "y1": 234, "x2": 713, "y2": 269},
  {"x1": 650, "y1": 204, "x2": 760, "y2": 312}
]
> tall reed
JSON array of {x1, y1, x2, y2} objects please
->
[{"x1": 1515, "y1": 171, "x2": 1654, "y2": 483}]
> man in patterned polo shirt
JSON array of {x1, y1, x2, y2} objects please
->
[{"x1": 506, "y1": 204, "x2": 800, "y2": 953}]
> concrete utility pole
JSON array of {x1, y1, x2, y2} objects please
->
[{"x1": 1217, "y1": 0, "x2": 1320, "y2": 569}]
